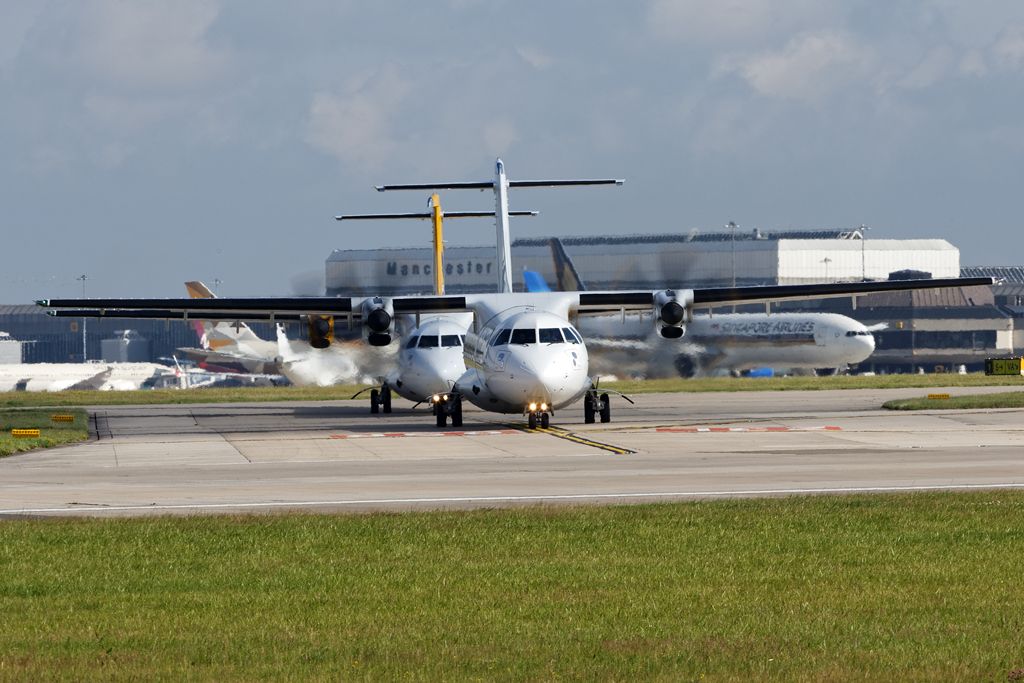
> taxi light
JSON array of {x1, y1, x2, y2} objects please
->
[
  {"x1": 442, "y1": 394, "x2": 448, "y2": 402},
  {"x1": 540, "y1": 403, "x2": 548, "y2": 411},
  {"x1": 432, "y1": 394, "x2": 440, "y2": 403},
  {"x1": 528, "y1": 402, "x2": 537, "y2": 411}
]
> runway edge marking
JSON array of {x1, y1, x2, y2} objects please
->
[
  {"x1": 6, "y1": 482, "x2": 1024, "y2": 515},
  {"x1": 655, "y1": 425, "x2": 843, "y2": 433}
]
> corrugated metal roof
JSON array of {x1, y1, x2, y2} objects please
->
[
  {"x1": 513, "y1": 229, "x2": 859, "y2": 247},
  {"x1": 856, "y1": 305, "x2": 1008, "y2": 320},
  {"x1": 961, "y1": 266, "x2": 1024, "y2": 283},
  {"x1": 0, "y1": 305, "x2": 46, "y2": 315}
]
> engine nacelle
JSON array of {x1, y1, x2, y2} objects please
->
[
  {"x1": 361, "y1": 296, "x2": 395, "y2": 346},
  {"x1": 306, "y1": 315, "x2": 334, "y2": 349},
  {"x1": 653, "y1": 289, "x2": 693, "y2": 339}
]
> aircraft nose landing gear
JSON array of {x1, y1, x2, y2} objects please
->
[
  {"x1": 526, "y1": 402, "x2": 550, "y2": 429},
  {"x1": 432, "y1": 392, "x2": 463, "y2": 428},
  {"x1": 583, "y1": 390, "x2": 611, "y2": 424}
]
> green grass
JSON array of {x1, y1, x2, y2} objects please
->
[
  {"x1": 0, "y1": 373, "x2": 1021, "y2": 408},
  {"x1": 884, "y1": 391, "x2": 1024, "y2": 411},
  {"x1": 0, "y1": 408, "x2": 89, "y2": 456},
  {"x1": 3, "y1": 493, "x2": 1024, "y2": 680},
  {"x1": 603, "y1": 372, "x2": 1024, "y2": 395}
]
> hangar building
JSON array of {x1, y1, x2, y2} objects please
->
[{"x1": 326, "y1": 228, "x2": 960, "y2": 295}]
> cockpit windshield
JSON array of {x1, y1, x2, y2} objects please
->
[
  {"x1": 539, "y1": 328, "x2": 563, "y2": 343},
  {"x1": 510, "y1": 329, "x2": 537, "y2": 345},
  {"x1": 493, "y1": 329, "x2": 511, "y2": 346},
  {"x1": 405, "y1": 335, "x2": 419, "y2": 349},
  {"x1": 441, "y1": 335, "x2": 462, "y2": 347},
  {"x1": 845, "y1": 330, "x2": 872, "y2": 337},
  {"x1": 418, "y1": 335, "x2": 439, "y2": 348},
  {"x1": 561, "y1": 327, "x2": 581, "y2": 344}
]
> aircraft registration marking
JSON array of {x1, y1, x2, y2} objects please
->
[
  {"x1": 655, "y1": 426, "x2": 842, "y2": 433},
  {"x1": 330, "y1": 430, "x2": 519, "y2": 439}
]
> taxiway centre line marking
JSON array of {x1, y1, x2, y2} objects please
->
[
  {"x1": 5, "y1": 482, "x2": 1024, "y2": 515},
  {"x1": 509, "y1": 424, "x2": 635, "y2": 455},
  {"x1": 655, "y1": 426, "x2": 843, "y2": 433}
]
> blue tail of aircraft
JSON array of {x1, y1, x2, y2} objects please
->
[{"x1": 522, "y1": 269, "x2": 551, "y2": 292}]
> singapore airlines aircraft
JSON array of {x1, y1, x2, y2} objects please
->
[
  {"x1": 525, "y1": 238, "x2": 879, "y2": 377},
  {"x1": 38, "y1": 160, "x2": 994, "y2": 428}
]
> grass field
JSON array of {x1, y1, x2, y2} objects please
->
[
  {"x1": 884, "y1": 391, "x2": 1024, "y2": 410},
  {"x1": 0, "y1": 408, "x2": 88, "y2": 456},
  {"x1": 2, "y1": 493, "x2": 1024, "y2": 680},
  {"x1": 0, "y1": 373, "x2": 1021, "y2": 409}
]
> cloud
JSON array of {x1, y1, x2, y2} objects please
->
[
  {"x1": 722, "y1": 31, "x2": 873, "y2": 103},
  {"x1": 647, "y1": 0, "x2": 839, "y2": 46},
  {"x1": 992, "y1": 24, "x2": 1024, "y2": 70},
  {"x1": 515, "y1": 46, "x2": 553, "y2": 70},
  {"x1": 74, "y1": 0, "x2": 229, "y2": 91},
  {"x1": 304, "y1": 69, "x2": 411, "y2": 167}
]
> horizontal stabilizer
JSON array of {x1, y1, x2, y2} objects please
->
[
  {"x1": 376, "y1": 181, "x2": 493, "y2": 192},
  {"x1": 335, "y1": 210, "x2": 537, "y2": 221},
  {"x1": 509, "y1": 179, "x2": 623, "y2": 188}
]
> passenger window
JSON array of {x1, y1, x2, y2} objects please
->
[
  {"x1": 418, "y1": 335, "x2": 439, "y2": 348},
  {"x1": 562, "y1": 327, "x2": 580, "y2": 344},
  {"x1": 405, "y1": 335, "x2": 419, "y2": 349},
  {"x1": 493, "y1": 329, "x2": 511, "y2": 346},
  {"x1": 441, "y1": 335, "x2": 461, "y2": 347},
  {"x1": 539, "y1": 328, "x2": 563, "y2": 343},
  {"x1": 510, "y1": 329, "x2": 537, "y2": 345}
]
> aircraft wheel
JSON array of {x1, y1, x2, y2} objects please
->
[
  {"x1": 540, "y1": 412, "x2": 550, "y2": 429},
  {"x1": 382, "y1": 385, "x2": 392, "y2": 413},
  {"x1": 584, "y1": 393, "x2": 596, "y2": 424},
  {"x1": 599, "y1": 393, "x2": 611, "y2": 423},
  {"x1": 436, "y1": 408, "x2": 447, "y2": 428},
  {"x1": 451, "y1": 396, "x2": 463, "y2": 428},
  {"x1": 528, "y1": 412, "x2": 538, "y2": 429},
  {"x1": 370, "y1": 389, "x2": 379, "y2": 414}
]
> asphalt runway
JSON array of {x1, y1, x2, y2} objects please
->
[{"x1": 2, "y1": 386, "x2": 1023, "y2": 517}]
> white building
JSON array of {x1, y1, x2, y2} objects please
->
[{"x1": 326, "y1": 229, "x2": 960, "y2": 295}]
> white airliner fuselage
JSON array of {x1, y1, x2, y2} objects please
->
[
  {"x1": 388, "y1": 316, "x2": 470, "y2": 403},
  {"x1": 459, "y1": 307, "x2": 590, "y2": 415},
  {"x1": 579, "y1": 311, "x2": 876, "y2": 377}
]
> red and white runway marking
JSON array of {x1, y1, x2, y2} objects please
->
[{"x1": 655, "y1": 425, "x2": 842, "y2": 433}]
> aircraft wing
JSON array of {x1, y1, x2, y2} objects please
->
[{"x1": 38, "y1": 276, "x2": 994, "y2": 323}]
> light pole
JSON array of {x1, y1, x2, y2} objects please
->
[
  {"x1": 822, "y1": 257, "x2": 832, "y2": 281},
  {"x1": 859, "y1": 224, "x2": 870, "y2": 281},
  {"x1": 726, "y1": 221, "x2": 737, "y2": 288},
  {"x1": 213, "y1": 278, "x2": 223, "y2": 295},
  {"x1": 76, "y1": 274, "x2": 88, "y2": 361}
]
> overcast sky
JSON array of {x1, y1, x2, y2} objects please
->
[{"x1": 3, "y1": 1, "x2": 1024, "y2": 302}]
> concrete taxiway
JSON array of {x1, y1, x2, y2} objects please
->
[{"x1": 1, "y1": 386, "x2": 1022, "y2": 517}]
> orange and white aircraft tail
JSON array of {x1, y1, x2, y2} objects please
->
[{"x1": 185, "y1": 281, "x2": 263, "y2": 350}]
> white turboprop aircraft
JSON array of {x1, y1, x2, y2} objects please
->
[
  {"x1": 336, "y1": 193, "x2": 532, "y2": 424},
  {"x1": 38, "y1": 160, "x2": 994, "y2": 428}
]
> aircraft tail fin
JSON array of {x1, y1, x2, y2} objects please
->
[
  {"x1": 184, "y1": 281, "x2": 263, "y2": 348},
  {"x1": 548, "y1": 238, "x2": 586, "y2": 292},
  {"x1": 522, "y1": 270, "x2": 552, "y2": 292}
]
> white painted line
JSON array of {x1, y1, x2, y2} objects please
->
[
  {"x1": 655, "y1": 426, "x2": 842, "y2": 433},
  {"x1": 3, "y1": 482, "x2": 1024, "y2": 515}
]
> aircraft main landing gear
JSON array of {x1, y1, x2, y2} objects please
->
[
  {"x1": 370, "y1": 384, "x2": 392, "y2": 414},
  {"x1": 584, "y1": 390, "x2": 611, "y2": 424},
  {"x1": 432, "y1": 392, "x2": 463, "y2": 428}
]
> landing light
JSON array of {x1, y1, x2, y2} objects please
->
[
  {"x1": 540, "y1": 403, "x2": 548, "y2": 411},
  {"x1": 442, "y1": 394, "x2": 448, "y2": 402},
  {"x1": 432, "y1": 394, "x2": 441, "y2": 403},
  {"x1": 528, "y1": 402, "x2": 537, "y2": 411}
]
